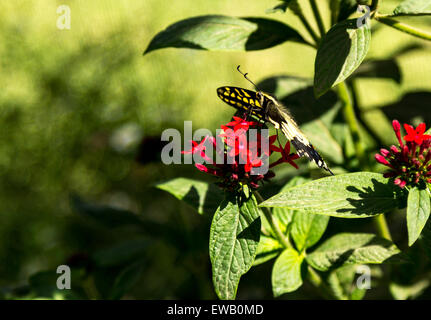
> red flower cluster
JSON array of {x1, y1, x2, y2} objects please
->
[
  {"x1": 375, "y1": 120, "x2": 431, "y2": 188},
  {"x1": 182, "y1": 116, "x2": 299, "y2": 190}
]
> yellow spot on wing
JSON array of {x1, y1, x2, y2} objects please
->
[
  {"x1": 234, "y1": 88, "x2": 242, "y2": 96},
  {"x1": 243, "y1": 97, "x2": 248, "y2": 103},
  {"x1": 223, "y1": 91, "x2": 229, "y2": 96},
  {"x1": 241, "y1": 89, "x2": 251, "y2": 97},
  {"x1": 255, "y1": 100, "x2": 261, "y2": 107},
  {"x1": 230, "y1": 92, "x2": 236, "y2": 98}
]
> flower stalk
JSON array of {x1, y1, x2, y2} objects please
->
[{"x1": 338, "y1": 82, "x2": 367, "y2": 168}]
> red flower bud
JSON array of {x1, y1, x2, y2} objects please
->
[
  {"x1": 375, "y1": 154, "x2": 390, "y2": 166},
  {"x1": 380, "y1": 148, "x2": 390, "y2": 157}
]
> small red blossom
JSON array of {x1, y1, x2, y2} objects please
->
[
  {"x1": 182, "y1": 116, "x2": 299, "y2": 191},
  {"x1": 375, "y1": 120, "x2": 431, "y2": 188},
  {"x1": 403, "y1": 123, "x2": 431, "y2": 145},
  {"x1": 270, "y1": 139, "x2": 300, "y2": 169}
]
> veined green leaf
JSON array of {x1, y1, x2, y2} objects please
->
[
  {"x1": 260, "y1": 172, "x2": 404, "y2": 218},
  {"x1": 209, "y1": 192, "x2": 261, "y2": 300},
  {"x1": 407, "y1": 187, "x2": 431, "y2": 246},
  {"x1": 306, "y1": 233, "x2": 402, "y2": 271},
  {"x1": 291, "y1": 212, "x2": 330, "y2": 251},
  {"x1": 156, "y1": 177, "x2": 223, "y2": 215},
  {"x1": 273, "y1": 176, "x2": 310, "y2": 230},
  {"x1": 145, "y1": 15, "x2": 305, "y2": 54},
  {"x1": 314, "y1": 19, "x2": 371, "y2": 97},
  {"x1": 253, "y1": 235, "x2": 283, "y2": 266},
  {"x1": 393, "y1": 0, "x2": 431, "y2": 16},
  {"x1": 272, "y1": 248, "x2": 304, "y2": 296}
]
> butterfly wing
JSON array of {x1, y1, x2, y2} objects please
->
[
  {"x1": 267, "y1": 102, "x2": 333, "y2": 175},
  {"x1": 216, "y1": 87, "x2": 265, "y2": 120},
  {"x1": 217, "y1": 86, "x2": 333, "y2": 174}
]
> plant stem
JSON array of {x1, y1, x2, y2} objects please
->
[
  {"x1": 254, "y1": 191, "x2": 292, "y2": 249},
  {"x1": 375, "y1": 16, "x2": 431, "y2": 41},
  {"x1": 374, "y1": 213, "x2": 393, "y2": 241},
  {"x1": 295, "y1": 9, "x2": 320, "y2": 46},
  {"x1": 307, "y1": 266, "x2": 335, "y2": 299},
  {"x1": 337, "y1": 82, "x2": 366, "y2": 168},
  {"x1": 309, "y1": 0, "x2": 326, "y2": 38}
]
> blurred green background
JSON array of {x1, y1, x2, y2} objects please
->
[{"x1": 0, "y1": 0, "x2": 430, "y2": 299}]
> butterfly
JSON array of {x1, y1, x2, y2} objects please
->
[{"x1": 216, "y1": 66, "x2": 333, "y2": 175}]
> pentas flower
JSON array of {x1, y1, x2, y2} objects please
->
[
  {"x1": 182, "y1": 116, "x2": 299, "y2": 191},
  {"x1": 375, "y1": 120, "x2": 431, "y2": 188}
]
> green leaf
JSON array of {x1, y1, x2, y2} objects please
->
[
  {"x1": 110, "y1": 261, "x2": 144, "y2": 299},
  {"x1": 71, "y1": 195, "x2": 144, "y2": 228},
  {"x1": 306, "y1": 233, "x2": 402, "y2": 271},
  {"x1": 314, "y1": 19, "x2": 371, "y2": 97},
  {"x1": 407, "y1": 187, "x2": 431, "y2": 246},
  {"x1": 393, "y1": 0, "x2": 431, "y2": 16},
  {"x1": 273, "y1": 176, "x2": 311, "y2": 230},
  {"x1": 209, "y1": 192, "x2": 261, "y2": 300},
  {"x1": 272, "y1": 249, "x2": 304, "y2": 297},
  {"x1": 390, "y1": 278, "x2": 431, "y2": 300},
  {"x1": 253, "y1": 235, "x2": 283, "y2": 266},
  {"x1": 291, "y1": 212, "x2": 330, "y2": 251},
  {"x1": 144, "y1": 15, "x2": 305, "y2": 54},
  {"x1": 260, "y1": 172, "x2": 404, "y2": 218},
  {"x1": 92, "y1": 239, "x2": 149, "y2": 267},
  {"x1": 156, "y1": 177, "x2": 223, "y2": 215},
  {"x1": 327, "y1": 265, "x2": 366, "y2": 300}
]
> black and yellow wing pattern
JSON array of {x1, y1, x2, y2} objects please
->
[{"x1": 217, "y1": 86, "x2": 333, "y2": 175}]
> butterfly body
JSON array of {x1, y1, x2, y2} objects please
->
[{"x1": 217, "y1": 86, "x2": 333, "y2": 175}]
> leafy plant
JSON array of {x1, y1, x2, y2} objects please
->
[{"x1": 146, "y1": 0, "x2": 431, "y2": 300}]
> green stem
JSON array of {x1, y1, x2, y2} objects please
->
[
  {"x1": 374, "y1": 213, "x2": 393, "y2": 241},
  {"x1": 309, "y1": 0, "x2": 325, "y2": 38},
  {"x1": 295, "y1": 9, "x2": 320, "y2": 45},
  {"x1": 307, "y1": 266, "x2": 336, "y2": 299},
  {"x1": 254, "y1": 191, "x2": 292, "y2": 249},
  {"x1": 337, "y1": 82, "x2": 366, "y2": 168},
  {"x1": 375, "y1": 16, "x2": 431, "y2": 41}
]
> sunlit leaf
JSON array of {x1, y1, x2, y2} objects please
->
[
  {"x1": 407, "y1": 187, "x2": 431, "y2": 246},
  {"x1": 145, "y1": 15, "x2": 305, "y2": 54},
  {"x1": 314, "y1": 19, "x2": 371, "y2": 97},
  {"x1": 306, "y1": 233, "x2": 402, "y2": 271},
  {"x1": 209, "y1": 191, "x2": 261, "y2": 300},
  {"x1": 272, "y1": 248, "x2": 303, "y2": 296},
  {"x1": 156, "y1": 177, "x2": 223, "y2": 215},
  {"x1": 260, "y1": 172, "x2": 404, "y2": 218}
]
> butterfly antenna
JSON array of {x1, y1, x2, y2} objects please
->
[{"x1": 237, "y1": 65, "x2": 261, "y2": 91}]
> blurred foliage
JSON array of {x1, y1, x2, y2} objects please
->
[{"x1": 0, "y1": 0, "x2": 430, "y2": 299}]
